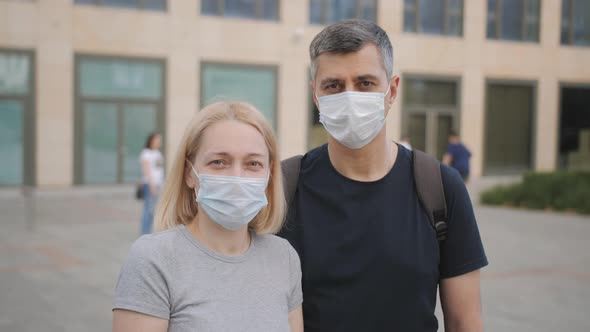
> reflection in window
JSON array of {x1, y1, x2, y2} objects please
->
[
  {"x1": 201, "y1": 63, "x2": 277, "y2": 127},
  {"x1": 561, "y1": 0, "x2": 590, "y2": 46},
  {"x1": 309, "y1": 0, "x2": 377, "y2": 25},
  {"x1": 487, "y1": 0, "x2": 540, "y2": 42},
  {"x1": 404, "y1": 0, "x2": 463, "y2": 36},
  {"x1": 75, "y1": 0, "x2": 166, "y2": 11},
  {"x1": 201, "y1": 0, "x2": 279, "y2": 21}
]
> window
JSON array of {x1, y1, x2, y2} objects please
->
[
  {"x1": 201, "y1": 63, "x2": 277, "y2": 127},
  {"x1": 484, "y1": 83, "x2": 534, "y2": 174},
  {"x1": 559, "y1": 86, "x2": 590, "y2": 170},
  {"x1": 0, "y1": 50, "x2": 34, "y2": 186},
  {"x1": 74, "y1": 0, "x2": 166, "y2": 11},
  {"x1": 75, "y1": 56, "x2": 165, "y2": 184},
  {"x1": 487, "y1": 0, "x2": 540, "y2": 42},
  {"x1": 309, "y1": 0, "x2": 377, "y2": 25},
  {"x1": 201, "y1": 0, "x2": 279, "y2": 21},
  {"x1": 402, "y1": 77, "x2": 460, "y2": 160},
  {"x1": 561, "y1": 0, "x2": 590, "y2": 46},
  {"x1": 404, "y1": 0, "x2": 463, "y2": 36}
]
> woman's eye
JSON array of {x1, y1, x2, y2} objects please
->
[
  {"x1": 248, "y1": 161, "x2": 263, "y2": 168},
  {"x1": 209, "y1": 160, "x2": 225, "y2": 166}
]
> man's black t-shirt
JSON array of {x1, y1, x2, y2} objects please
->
[{"x1": 279, "y1": 144, "x2": 488, "y2": 331}]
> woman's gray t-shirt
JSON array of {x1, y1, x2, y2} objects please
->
[{"x1": 113, "y1": 225, "x2": 303, "y2": 332}]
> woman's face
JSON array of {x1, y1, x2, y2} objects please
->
[
  {"x1": 151, "y1": 134, "x2": 162, "y2": 150},
  {"x1": 193, "y1": 120, "x2": 270, "y2": 179}
]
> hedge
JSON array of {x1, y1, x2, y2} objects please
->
[{"x1": 480, "y1": 172, "x2": 590, "y2": 215}]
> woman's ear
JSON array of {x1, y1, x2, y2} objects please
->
[{"x1": 184, "y1": 162, "x2": 197, "y2": 189}]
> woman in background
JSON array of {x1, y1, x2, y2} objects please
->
[{"x1": 140, "y1": 132, "x2": 164, "y2": 234}]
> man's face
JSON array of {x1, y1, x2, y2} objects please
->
[{"x1": 312, "y1": 44, "x2": 399, "y2": 114}]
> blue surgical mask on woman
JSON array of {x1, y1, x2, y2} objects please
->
[{"x1": 190, "y1": 165, "x2": 269, "y2": 231}]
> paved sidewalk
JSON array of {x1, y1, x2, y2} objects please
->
[{"x1": 0, "y1": 186, "x2": 589, "y2": 331}]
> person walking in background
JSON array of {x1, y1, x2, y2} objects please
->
[
  {"x1": 139, "y1": 132, "x2": 164, "y2": 235},
  {"x1": 443, "y1": 130, "x2": 472, "y2": 182},
  {"x1": 113, "y1": 102, "x2": 303, "y2": 332}
]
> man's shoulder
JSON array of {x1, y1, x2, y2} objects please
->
[{"x1": 299, "y1": 144, "x2": 327, "y2": 169}]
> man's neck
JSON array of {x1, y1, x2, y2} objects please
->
[
  {"x1": 327, "y1": 129, "x2": 398, "y2": 182},
  {"x1": 187, "y1": 214, "x2": 251, "y2": 256}
]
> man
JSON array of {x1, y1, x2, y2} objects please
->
[
  {"x1": 279, "y1": 20, "x2": 487, "y2": 331},
  {"x1": 443, "y1": 130, "x2": 472, "y2": 182}
]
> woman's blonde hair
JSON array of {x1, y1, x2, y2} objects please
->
[{"x1": 154, "y1": 101, "x2": 286, "y2": 235}]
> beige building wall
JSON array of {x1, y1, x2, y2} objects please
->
[{"x1": 1, "y1": 0, "x2": 589, "y2": 187}]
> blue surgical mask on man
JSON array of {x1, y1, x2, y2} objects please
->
[{"x1": 190, "y1": 165, "x2": 269, "y2": 231}]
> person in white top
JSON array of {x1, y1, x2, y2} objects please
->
[
  {"x1": 139, "y1": 133, "x2": 164, "y2": 234},
  {"x1": 399, "y1": 135, "x2": 413, "y2": 151}
]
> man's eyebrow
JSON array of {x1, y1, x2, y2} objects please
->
[
  {"x1": 355, "y1": 74, "x2": 380, "y2": 81},
  {"x1": 319, "y1": 78, "x2": 343, "y2": 86}
]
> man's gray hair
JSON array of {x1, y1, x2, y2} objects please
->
[{"x1": 310, "y1": 19, "x2": 394, "y2": 81}]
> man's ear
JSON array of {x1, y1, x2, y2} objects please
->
[{"x1": 388, "y1": 76, "x2": 400, "y2": 105}]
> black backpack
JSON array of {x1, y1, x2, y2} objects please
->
[{"x1": 281, "y1": 149, "x2": 448, "y2": 242}]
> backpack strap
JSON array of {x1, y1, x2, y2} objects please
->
[
  {"x1": 281, "y1": 155, "x2": 303, "y2": 208},
  {"x1": 412, "y1": 149, "x2": 448, "y2": 242}
]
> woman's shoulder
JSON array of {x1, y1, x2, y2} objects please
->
[
  {"x1": 254, "y1": 233, "x2": 298, "y2": 257},
  {"x1": 127, "y1": 227, "x2": 184, "y2": 262}
]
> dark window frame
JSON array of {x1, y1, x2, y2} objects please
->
[
  {"x1": 74, "y1": 0, "x2": 167, "y2": 11},
  {"x1": 557, "y1": 82, "x2": 590, "y2": 169},
  {"x1": 487, "y1": 0, "x2": 541, "y2": 42},
  {"x1": 403, "y1": 0, "x2": 464, "y2": 37},
  {"x1": 201, "y1": 0, "x2": 280, "y2": 21},
  {"x1": 309, "y1": 0, "x2": 378, "y2": 25}
]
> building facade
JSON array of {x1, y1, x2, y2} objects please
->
[{"x1": 0, "y1": 0, "x2": 589, "y2": 187}]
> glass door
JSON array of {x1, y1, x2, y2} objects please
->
[
  {"x1": 122, "y1": 103, "x2": 157, "y2": 183},
  {"x1": 405, "y1": 110, "x2": 457, "y2": 161},
  {"x1": 0, "y1": 99, "x2": 24, "y2": 185},
  {"x1": 83, "y1": 102, "x2": 118, "y2": 184},
  {"x1": 82, "y1": 102, "x2": 157, "y2": 184}
]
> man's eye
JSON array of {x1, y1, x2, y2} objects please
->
[
  {"x1": 361, "y1": 81, "x2": 374, "y2": 87},
  {"x1": 326, "y1": 83, "x2": 340, "y2": 90}
]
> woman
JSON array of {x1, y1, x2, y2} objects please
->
[
  {"x1": 139, "y1": 132, "x2": 164, "y2": 234},
  {"x1": 113, "y1": 102, "x2": 303, "y2": 332}
]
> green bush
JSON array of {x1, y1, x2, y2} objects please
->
[{"x1": 480, "y1": 172, "x2": 590, "y2": 215}]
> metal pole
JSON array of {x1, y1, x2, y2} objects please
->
[{"x1": 22, "y1": 185, "x2": 36, "y2": 232}]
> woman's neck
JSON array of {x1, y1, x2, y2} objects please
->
[{"x1": 186, "y1": 214, "x2": 251, "y2": 256}]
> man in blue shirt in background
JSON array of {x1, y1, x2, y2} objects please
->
[{"x1": 443, "y1": 130, "x2": 472, "y2": 182}]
